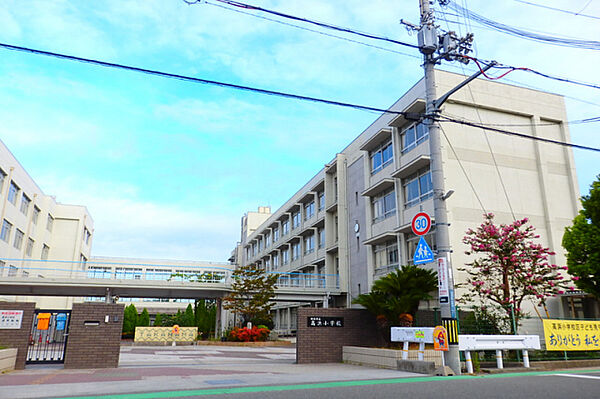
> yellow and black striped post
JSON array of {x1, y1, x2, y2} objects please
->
[{"x1": 441, "y1": 317, "x2": 459, "y2": 345}]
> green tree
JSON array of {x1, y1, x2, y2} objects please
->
[
  {"x1": 353, "y1": 265, "x2": 437, "y2": 330},
  {"x1": 195, "y1": 299, "x2": 216, "y2": 338},
  {"x1": 181, "y1": 304, "x2": 195, "y2": 327},
  {"x1": 223, "y1": 265, "x2": 278, "y2": 325},
  {"x1": 137, "y1": 308, "x2": 150, "y2": 327},
  {"x1": 461, "y1": 213, "x2": 571, "y2": 328},
  {"x1": 563, "y1": 175, "x2": 600, "y2": 299},
  {"x1": 153, "y1": 313, "x2": 163, "y2": 327},
  {"x1": 122, "y1": 304, "x2": 138, "y2": 336}
]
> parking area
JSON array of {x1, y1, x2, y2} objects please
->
[{"x1": 0, "y1": 344, "x2": 421, "y2": 399}]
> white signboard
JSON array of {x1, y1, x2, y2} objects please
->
[
  {"x1": 437, "y1": 256, "x2": 449, "y2": 297},
  {"x1": 0, "y1": 310, "x2": 24, "y2": 329},
  {"x1": 458, "y1": 335, "x2": 541, "y2": 351},
  {"x1": 391, "y1": 327, "x2": 434, "y2": 343}
]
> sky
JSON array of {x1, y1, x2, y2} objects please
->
[{"x1": 0, "y1": 0, "x2": 598, "y2": 262}]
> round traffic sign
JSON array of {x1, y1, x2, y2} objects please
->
[{"x1": 411, "y1": 212, "x2": 431, "y2": 236}]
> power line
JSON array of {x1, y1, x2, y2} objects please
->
[
  {"x1": 442, "y1": 111, "x2": 600, "y2": 127},
  {"x1": 0, "y1": 42, "x2": 410, "y2": 117},
  {"x1": 204, "y1": 0, "x2": 421, "y2": 59},
  {"x1": 446, "y1": 1, "x2": 600, "y2": 50},
  {"x1": 185, "y1": 0, "x2": 420, "y2": 49},
  {"x1": 434, "y1": 114, "x2": 600, "y2": 153},
  {"x1": 513, "y1": 0, "x2": 600, "y2": 21}
]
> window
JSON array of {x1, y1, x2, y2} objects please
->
[
  {"x1": 1, "y1": 219, "x2": 12, "y2": 242},
  {"x1": 8, "y1": 265, "x2": 18, "y2": 277},
  {"x1": 20, "y1": 194, "x2": 31, "y2": 215},
  {"x1": 116, "y1": 268, "x2": 143, "y2": 279},
  {"x1": 41, "y1": 244, "x2": 50, "y2": 260},
  {"x1": 304, "y1": 234, "x2": 315, "y2": 254},
  {"x1": 246, "y1": 247, "x2": 251, "y2": 260},
  {"x1": 272, "y1": 253, "x2": 279, "y2": 269},
  {"x1": 80, "y1": 254, "x2": 87, "y2": 269},
  {"x1": 0, "y1": 169, "x2": 5, "y2": 191},
  {"x1": 7, "y1": 181, "x2": 19, "y2": 205},
  {"x1": 146, "y1": 269, "x2": 171, "y2": 280},
  {"x1": 403, "y1": 167, "x2": 433, "y2": 208},
  {"x1": 292, "y1": 211, "x2": 301, "y2": 229},
  {"x1": 372, "y1": 188, "x2": 396, "y2": 222},
  {"x1": 374, "y1": 240, "x2": 399, "y2": 270},
  {"x1": 282, "y1": 219, "x2": 289, "y2": 235},
  {"x1": 13, "y1": 229, "x2": 24, "y2": 250},
  {"x1": 87, "y1": 266, "x2": 112, "y2": 279},
  {"x1": 292, "y1": 242, "x2": 301, "y2": 260},
  {"x1": 265, "y1": 232, "x2": 271, "y2": 248},
  {"x1": 370, "y1": 140, "x2": 393, "y2": 174},
  {"x1": 402, "y1": 123, "x2": 428, "y2": 153},
  {"x1": 252, "y1": 243, "x2": 257, "y2": 256},
  {"x1": 304, "y1": 201, "x2": 315, "y2": 220},
  {"x1": 264, "y1": 258, "x2": 271, "y2": 270},
  {"x1": 318, "y1": 192, "x2": 325, "y2": 210},
  {"x1": 84, "y1": 227, "x2": 91, "y2": 245},
  {"x1": 273, "y1": 227, "x2": 279, "y2": 242},
  {"x1": 257, "y1": 237, "x2": 263, "y2": 252},
  {"x1": 47, "y1": 214, "x2": 54, "y2": 232},
  {"x1": 32, "y1": 206, "x2": 40, "y2": 225},
  {"x1": 0, "y1": 260, "x2": 5, "y2": 277},
  {"x1": 318, "y1": 228, "x2": 325, "y2": 248},
  {"x1": 282, "y1": 248, "x2": 289, "y2": 264},
  {"x1": 26, "y1": 238, "x2": 34, "y2": 257}
]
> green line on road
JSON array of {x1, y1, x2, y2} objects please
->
[{"x1": 52, "y1": 368, "x2": 600, "y2": 399}]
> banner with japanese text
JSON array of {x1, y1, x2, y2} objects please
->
[{"x1": 543, "y1": 319, "x2": 600, "y2": 351}]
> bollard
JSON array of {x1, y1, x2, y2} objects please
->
[
  {"x1": 418, "y1": 343, "x2": 425, "y2": 361},
  {"x1": 523, "y1": 349, "x2": 530, "y2": 368},
  {"x1": 496, "y1": 349, "x2": 503, "y2": 369},
  {"x1": 465, "y1": 351, "x2": 474, "y2": 374},
  {"x1": 402, "y1": 342, "x2": 409, "y2": 360}
]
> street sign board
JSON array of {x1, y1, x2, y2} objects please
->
[
  {"x1": 433, "y1": 326, "x2": 449, "y2": 351},
  {"x1": 413, "y1": 236, "x2": 434, "y2": 265},
  {"x1": 437, "y1": 256, "x2": 449, "y2": 297},
  {"x1": 391, "y1": 327, "x2": 434, "y2": 343},
  {"x1": 411, "y1": 212, "x2": 431, "y2": 236}
]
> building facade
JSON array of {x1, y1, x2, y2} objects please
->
[
  {"x1": 235, "y1": 70, "x2": 582, "y2": 334},
  {"x1": 0, "y1": 139, "x2": 94, "y2": 309}
]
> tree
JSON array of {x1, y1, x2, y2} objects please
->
[
  {"x1": 353, "y1": 265, "x2": 438, "y2": 330},
  {"x1": 563, "y1": 175, "x2": 600, "y2": 299},
  {"x1": 122, "y1": 304, "x2": 138, "y2": 336},
  {"x1": 154, "y1": 313, "x2": 163, "y2": 327},
  {"x1": 195, "y1": 299, "x2": 216, "y2": 339},
  {"x1": 181, "y1": 304, "x2": 195, "y2": 327},
  {"x1": 461, "y1": 213, "x2": 572, "y2": 328},
  {"x1": 137, "y1": 308, "x2": 150, "y2": 327},
  {"x1": 223, "y1": 265, "x2": 278, "y2": 325}
]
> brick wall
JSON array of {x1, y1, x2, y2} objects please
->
[
  {"x1": 64, "y1": 303, "x2": 124, "y2": 369},
  {"x1": 0, "y1": 302, "x2": 35, "y2": 370},
  {"x1": 296, "y1": 308, "x2": 385, "y2": 364}
]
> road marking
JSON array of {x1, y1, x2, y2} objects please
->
[
  {"x1": 49, "y1": 368, "x2": 600, "y2": 399},
  {"x1": 548, "y1": 373, "x2": 600, "y2": 380}
]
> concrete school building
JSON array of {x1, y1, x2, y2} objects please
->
[
  {"x1": 233, "y1": 69, "x2": 584, "y2": 335},
  {"x1": 0, "y1": 139, "x2": 94, "y2": 309}
]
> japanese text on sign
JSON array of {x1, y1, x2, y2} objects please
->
[
  {"x1": 307, "y1": 316, "x2": 343, "y2": 328},
  {"x1": 543, "y1": 319, "x2": 600, "y2": 351},
  {"x1": 0, "y1": 310, "x2": 24, "y2": 329}
]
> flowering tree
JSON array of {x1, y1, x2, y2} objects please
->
[{"x1": 460, "y1": 213, "x2": 572, "y2": 328}]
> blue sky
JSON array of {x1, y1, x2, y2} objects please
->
[{"x1": 0, "y1": 0, "x2": 598, "y2": 261}]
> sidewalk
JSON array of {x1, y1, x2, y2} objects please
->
[{"x1": 0, "y1": 344, "x2": 420, "y2": 399}]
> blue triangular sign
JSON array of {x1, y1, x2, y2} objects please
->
[{"x1": 413, "y1": 236, "x2": 434, "y2": 265}]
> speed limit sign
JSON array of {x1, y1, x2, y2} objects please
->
[{"x1": 411, "y1": 212, "x2": 431, "y2": 236}]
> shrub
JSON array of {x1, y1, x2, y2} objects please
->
[{"x1": 228, "y1": 326, "x2": 270, "y2": 342}]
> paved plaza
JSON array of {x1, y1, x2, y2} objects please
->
[{"x1": 0, "y1": 344, "x2": 420, "y2": 399}]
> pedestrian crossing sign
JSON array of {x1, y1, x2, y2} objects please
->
[{"x1": 413, "y1": 236, "x2": 434, "y2": 265}]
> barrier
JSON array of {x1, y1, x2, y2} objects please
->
[
  {"x1": 458, "y1": 334, "x2": 541, "y2": 373},
  {"x1": 391, "y1": 327, "x2": 434, "y2": 361}
]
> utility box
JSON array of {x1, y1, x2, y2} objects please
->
[{"x1": 418, "y1": 25, "x2": 437, "y2": 54}]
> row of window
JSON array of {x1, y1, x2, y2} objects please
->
[
  {"x1": 369, "y1": 122, "x2": 429, "y2": 175},
  {"x1": 1, "y1": 218, "x2": 51, "y2": 258},
  {"x1": 248, "y1": 193, "x2": 325, "y2": 259},
  {"x1": 86, "y1": 266, "x2": 227, "y2": 282},
  {"x1": 254, "y1": 228, "x2": 326, "y2": 270}
]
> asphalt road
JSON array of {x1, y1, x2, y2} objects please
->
[{"x1": 51, "y1": 369, "x2": 600, "y2": 399}]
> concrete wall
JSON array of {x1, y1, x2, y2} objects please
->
[
  {"x1": 0, "y1": 302, "x2": 35, "y2": 370},
  {"x1": 296, "y1": 308, "x2": 384, "y2": 364},
  {"x1": 64, "y1": 303, "x2": 124, "y2": 369}
]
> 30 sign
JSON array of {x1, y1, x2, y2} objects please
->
[{"x1": 411, "y1": 212, "x2": 431, "y2": 236}]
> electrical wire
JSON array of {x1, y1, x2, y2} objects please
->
[
  {"x1": 513, "y1": 0, "x2": 600, "y2": 21},
  {"x1": 185, "y1": 0, "x2": 420, "y2": 49},
  {"x1": 0, "y1": 42, "x2": 411, "y2": 117},
  {"x1": 439, "y1": 123, "x2": 487, "y2": 214},
  {"x1": 447, "y1": 1, "x2": 600, "y2": 50},
  {"x1": 204, "y1": 0, "x2": 421, "y2": 59},
  {"x1": 441, "y1": 111, "x2": 600, "y2": 127},
  {"x1": 434, "y1": 114, "x2": 600, "y2": 153}
]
